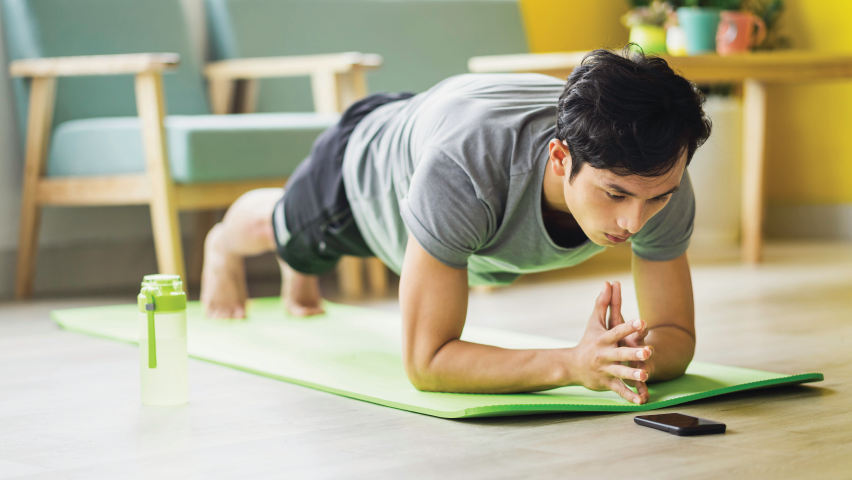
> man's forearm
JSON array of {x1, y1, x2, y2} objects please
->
[
  {"x1": 410, "y1": 340, "x2": 572, "y2": 394},
  {"x1": 645, "y1": 325, "x2": 695, "y2": 382}
]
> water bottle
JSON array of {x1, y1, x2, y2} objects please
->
[{"x1": 137, "y1": 274, "x2": 188, "y2": 406}]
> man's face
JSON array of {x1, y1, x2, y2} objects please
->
[{"x1": 560, "y1": 148, "x2": 686, "y2": 247}]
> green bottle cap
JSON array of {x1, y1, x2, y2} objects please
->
[{"x1": 137, "y1": 274, "x2": 187, "y2": 313}]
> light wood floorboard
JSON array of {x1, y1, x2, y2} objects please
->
[{"x1": 1, "y1": 241, "x2": 851, "y2": 479}]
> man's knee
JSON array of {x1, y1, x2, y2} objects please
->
[
  {"x1": 233, "y1": 188, "x2": 282, "y2": 212},
  {"x1": 216, "y1": 188, "x2": 282, "y2": 253}
]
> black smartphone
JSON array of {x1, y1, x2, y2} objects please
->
[{"x1": 634, "y1": 413, "x2": 726, "y2": 436}]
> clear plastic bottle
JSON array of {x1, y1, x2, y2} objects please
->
[{"x1": 137, "y1": 274, "x2": 188, "y2": 406}]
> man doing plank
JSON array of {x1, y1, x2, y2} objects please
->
[{"x1": 200, "y1": 48, "x2": 712, "y2": 404}]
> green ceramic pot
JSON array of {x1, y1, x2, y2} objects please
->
[{"x1": 629, "y1": 24, "x2": 668, "y2": 55}]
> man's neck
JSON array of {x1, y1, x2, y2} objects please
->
[{"x1": 540, "y1": 162, "x2": 587, "y2": 248}]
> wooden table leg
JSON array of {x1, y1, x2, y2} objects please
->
[{"x1": 741, "y1": 78, "x2": 767, "y2": 264}]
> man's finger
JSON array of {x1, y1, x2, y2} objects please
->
[
  {"x1": 622, "y1": 330, "x2": 649, "y2": 349},
  {"x1": 635, "y1": 379, "x2": 650, "y2": 403},
  {"x1": 622, "y1": 333, "x2": 640, "y2": 348},
  {"x1": 589, "y1": 282, "x2": 612, "y2": 329},
  {"x1": 600, "y1": 318, "x2": 645, "y2": 345},
  {"x1": 607, "y1": 280, "x2": 625, "y2": 331},
  {"x1": 606, "y1": 346, "x2": 652, "y2": 362},
  {"x1": 636, "y1": 320, "x2": 649, "y2": 341},
  {"x1": 624, "y1": 378, "x2": 651, "y2": 402},
  {"x1": 603, "y1": 364, "x2": 648, "y2": 382},
  {"x1": 608, "y1": 378, "x2": 643, "y2": 405}
]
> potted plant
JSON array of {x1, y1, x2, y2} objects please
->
[
  {"x1": 676, "y1": 0, "x2": 742, "y2": 55},
  {"x1": 622, "y1": 1, "x2": 677, "y2": 55},
  {"x1": 743, "y1": 0, "x2": 789, "y2": 50}
]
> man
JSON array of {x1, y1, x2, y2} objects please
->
[{"x1": 200, "y1": 48, "x2": 712, "y2": 405}]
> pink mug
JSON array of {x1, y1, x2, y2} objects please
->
[{"x1": 716, "y1": 11, "x2": 766, "y2": 55}]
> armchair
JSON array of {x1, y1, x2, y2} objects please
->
[{"x1": 5, "y1": 0, "x2": 381, "y2": 300}]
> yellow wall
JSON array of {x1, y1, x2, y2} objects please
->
[
  {"x1": 520, "y1": 0, "x2": 852, "y2": 205},
  {"x1": 765, "y1": 0, "x2": 852, "y2": 204},
  {"x1": 519, "y1": 0, "x2": 629, "y2": 53}
]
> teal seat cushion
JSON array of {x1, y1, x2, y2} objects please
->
[{"x1": 46, "y1": 113, "x2": 340, "y2": 183}]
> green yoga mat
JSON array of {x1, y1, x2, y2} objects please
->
[{"x1": 52, "y1": 298, "x2": 823, "y2": 418}]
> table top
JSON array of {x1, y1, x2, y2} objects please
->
[{"x1": 469, "y1": 50, "x2": 852, "y2": 83}]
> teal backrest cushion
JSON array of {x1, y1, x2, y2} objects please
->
[
  {"x1": 206, "y1": 0, "x2": 528, "y2": 112},
  {"x1": 2, "y1": 0, "x2": 209, "y2": 138}
]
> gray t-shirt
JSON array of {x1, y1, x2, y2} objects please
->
[{"x1": 343, "y1": 74, "x2": 694, "y2": 286}]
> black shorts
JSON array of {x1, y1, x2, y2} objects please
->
[{"x1": 272, "y1": 92, "x2": 414, "y2": 275}]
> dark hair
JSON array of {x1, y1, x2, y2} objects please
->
[{"x1": 556, "y1": 45, "x2": 712, "y2": 181}]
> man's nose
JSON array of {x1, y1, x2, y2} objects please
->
[{"x1": 617, "y1": 203, "x2": 644, "y2": 234}]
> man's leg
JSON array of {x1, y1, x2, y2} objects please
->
[{"x1": 200, "y1": 188, "x2": 323, "y2": 318}]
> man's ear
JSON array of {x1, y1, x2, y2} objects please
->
[{"x1": 548, "y1": 139, "x2": 571, "y2": 177}]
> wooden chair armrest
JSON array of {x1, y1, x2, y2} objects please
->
[
  {"x1": 205, "y1": 52, "x2": 382, "y2": 80},
  {"x1": 9, "y1": 53, "x2": 180, "y2": 78}
]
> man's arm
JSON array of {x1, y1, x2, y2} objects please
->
[
  {"x1": 399, "y1": 235, "x2": 652, "y2": 402},
  {"x1": 630, "y1": 252, "x2": 696, "y2": 381}
]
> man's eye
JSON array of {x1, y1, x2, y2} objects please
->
[
  {"x1": 653, "y1": 195, "x2": 671, "y2": 202},
  {"x1": 606, "y1": 192, "x2": 625, "y2": 201}
]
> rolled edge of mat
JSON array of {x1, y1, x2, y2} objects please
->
[{"x1": 453, "y1": 373, "x2": 825, "y2": 418}]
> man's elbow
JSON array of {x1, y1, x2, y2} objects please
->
[
  {"x1": 650, "y1": 364, "x2": 689, "y2": 383},
  {"x1": 403, "y1": 354, "x2": 443, "y2": 392},
  {"x1": 650, "y1": 347, "x2": 695, "y2": 382}
]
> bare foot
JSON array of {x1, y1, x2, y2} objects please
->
[
  {"x1": 280, "y1": 259, "x2": 324, "y2": 317},
  {"x1": 201, "y1": 224, "x2": 248, "y2": 319}
]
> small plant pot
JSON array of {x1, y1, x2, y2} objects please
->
[
  {"x1": 677, "y1": 7, "x2": 721, "y2": 55},
  {"x1": 629, "y1": 24, "x2": 668, "y2": 55}
]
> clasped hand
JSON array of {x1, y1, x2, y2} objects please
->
[{"x1": 570, "y1": 281, "x2": 654, "y2": 405}]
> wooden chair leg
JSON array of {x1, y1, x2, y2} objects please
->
[
  {"x1": 15, "y1": 77, "x2": 56, "y2": 300},
  {"x1": 15, "y1": 194, "x2": 43, "y2": 300},
  {"x1": 366, "y1": 257, "x2": 388, "y2": 297},
  {"x1": 337, "y1": 256, "x2": 364, "y2": 298},
  {"x1": 136, "y1": 71, "x2": 186, "y2": 282},
  {"x1": 149, "y1": 201, "x2": 185, "y2": 278}
]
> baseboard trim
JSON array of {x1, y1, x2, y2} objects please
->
[
  {"x1": 0, "y1": 238, "x2": 280, "y2": 300},
  {"x1": 766, "y1": 203, "x2": 852, "y2": 241}
]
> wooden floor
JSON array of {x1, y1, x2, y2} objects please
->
[{"x1": 1, "y1": 242, "x2": 851, "y2": 479}]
